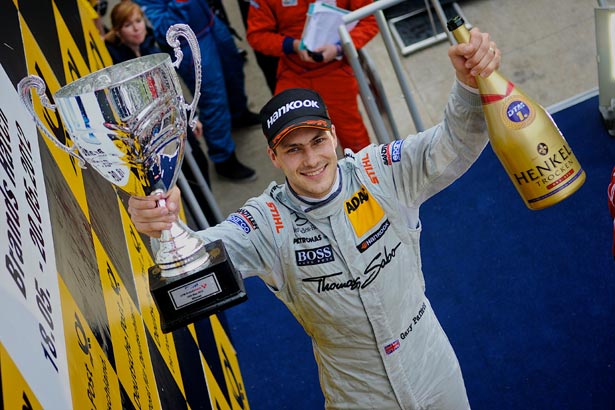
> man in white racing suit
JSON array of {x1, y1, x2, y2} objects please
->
[{"x1": 128, "y1": 27, "x2": 500, "y2": 409}]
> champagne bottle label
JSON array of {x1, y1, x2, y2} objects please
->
[
  {"x1": 447, "y1": 16, "x2": 585, "y2": 210},
  {"x1": 482, "y1": 81, "x2": 537, "y2": 128},
  {"x1": 481, "y1": 80, "x2": 585, "y2": 209},
  {"x1": 500, "y1": 95, "x2": 536, "y2": 129}
]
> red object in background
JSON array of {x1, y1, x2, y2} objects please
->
[{"x1": 608, "y1": 166, "x2": 615, "y2": 259}]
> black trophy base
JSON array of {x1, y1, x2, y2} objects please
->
[{"x1": 149, "y1": 239, "x2": 247, "y2": 333}]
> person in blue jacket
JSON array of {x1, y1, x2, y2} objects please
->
[
  {"x1": 136, "y1": 0, "x2": 259, "y2": 181},
  {"x1": 104, "y1": 0, "x2": 221, "y2": 225}
]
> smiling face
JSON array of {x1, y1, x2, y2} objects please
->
[{"x1": 268, "y1": 126, "x2": 339, "y2": 199}]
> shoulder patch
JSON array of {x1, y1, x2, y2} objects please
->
[
  {"x1": 380, "y1": 140, "x2": 403, "y2": 165},
  {"x1": 227, "y1": 208, "x2": 258, "y2": 234}
]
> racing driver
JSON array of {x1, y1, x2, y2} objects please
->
[{"x1": 128, "y1": 27, "x2": 500, "y2": 409}]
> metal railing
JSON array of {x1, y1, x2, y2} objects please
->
[
  {"x1": 178, "y1": 142, "x2": 224, "y2": 230},
  {"x1": 340, "y1": 0, "x2": 457, "y2": 143},
  {"x1": 340, "y1": 0, "x2": 423, "y2": 143}
]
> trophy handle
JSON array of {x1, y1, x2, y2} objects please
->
[
  {"x1": 17, "y1": 75, "x2": 87, "y2": 168},
  {"x1": 166, "y1": 23, "x2": 201, "y2": 132}
]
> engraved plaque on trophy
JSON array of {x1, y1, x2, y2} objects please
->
[{"x1": 18, "y1": 24, "x2": 247, "y2": 333}]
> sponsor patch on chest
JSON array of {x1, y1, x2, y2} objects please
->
[
  {"x1": 356, "y1": 219, "x2": 390, "y2": 253},
  {"x1": 281, "y1": 0, "x2": 298, "y2": 6},
  {"x1": 344, "y1": 186, "x2": 384, "y2": 237},
  {"x1": 295, "y1": 244, "x2": 335, "y2": 266}
]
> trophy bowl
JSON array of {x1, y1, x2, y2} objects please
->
[{"x1": 18, "y1": 24, "x2": 246, "y2": 333}]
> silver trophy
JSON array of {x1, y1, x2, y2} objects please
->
[{"x1": 18, "y1": 24, "x2": 246, "y2": 333}]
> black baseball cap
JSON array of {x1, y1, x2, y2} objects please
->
[{"x1": 260, "y1": 88, "x2": 331, "y2": 149}]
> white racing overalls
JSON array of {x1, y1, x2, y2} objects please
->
[{"x1": 191, "y1": 81, "x2": 488, "y2": 409}]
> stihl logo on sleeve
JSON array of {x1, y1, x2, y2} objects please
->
[
  {"x1": 266, "y1": 201, "x2": 284, "y2": 233},
  {"x1": 361, "y1": 153, "x2": 379, "y2": 184}
]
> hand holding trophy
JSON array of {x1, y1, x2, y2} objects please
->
[{"x1": 18, "y1": 24, "x2": 247, "y2": 333}]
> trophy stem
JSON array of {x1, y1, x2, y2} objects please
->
[{"x1": 156, "y1": 218, "x2": 210, "y2": 278}]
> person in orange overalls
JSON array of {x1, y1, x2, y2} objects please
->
[{"x1": 247, "y1": 0, "x2": 379, "y2": 153}]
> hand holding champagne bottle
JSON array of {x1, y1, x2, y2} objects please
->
[
  {"x1": 447, "y1": 16, "x2": 585, "y2": 210},
  {"x1": 447, "y1": 23, "x2": 501, "y2": 89}
]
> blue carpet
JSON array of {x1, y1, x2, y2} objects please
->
[{"x1": 223, "y1": 93, "x2": 615, "y2": 409}]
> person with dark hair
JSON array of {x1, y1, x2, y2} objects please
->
[{"x1": 127, "y1": 27, "x2": 500, "y2": 409}]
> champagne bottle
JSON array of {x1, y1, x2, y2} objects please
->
[{"x1": 447, "y1": 16, "x2": 585, "y2": 210}]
